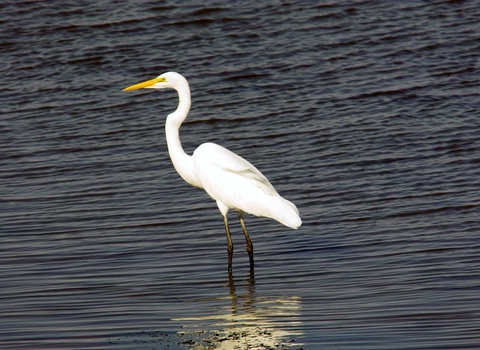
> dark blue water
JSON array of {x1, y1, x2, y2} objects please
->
[{"x1": 1, "y1": 1, "x2": 480, "y2": 349}]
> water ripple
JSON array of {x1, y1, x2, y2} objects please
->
[{"x1": 1, "y1": 0, "x2": 480, "y2": 349}]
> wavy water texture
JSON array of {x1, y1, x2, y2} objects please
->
[{"x1": 1, "y1": 0, "x2": 480, "y2": 349}]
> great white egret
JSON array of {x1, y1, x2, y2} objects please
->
[{"x1": 123, "y1": 72, "x2": 301, "y2": 273}]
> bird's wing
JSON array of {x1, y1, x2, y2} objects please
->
[{"x1": 193, "y1": 142, "x2": 279, "y2": 196}]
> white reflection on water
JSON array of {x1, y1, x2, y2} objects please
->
[
  {"x1": 109, "y1": 275, "x2": 304, "y2": 349},
  {"x1": 172, "y1": 274, "x2": 303, "y2": 349}
]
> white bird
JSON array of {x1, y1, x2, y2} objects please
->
[{"x1": 123, "y1": 72, "x2": 301, "y2": 273}]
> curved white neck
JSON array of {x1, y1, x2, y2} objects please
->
[{"x1": 165, "y1": 81, "x2": 202, "y2": 188}]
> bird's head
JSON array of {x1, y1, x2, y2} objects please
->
[{"x1": 123, "y1": 71, "x2": 186, "y2": 91}]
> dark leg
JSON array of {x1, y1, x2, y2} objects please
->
[
  {"x1": 237, "y1": 211, "x2": 254, "y2": 274},
  {"x1": 223, "y1": 215, "x2": 234, "y2": 271}
]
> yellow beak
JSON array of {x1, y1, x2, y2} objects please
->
[{"x1": 123, "y1": 77, "x2": 166, "y2": 91}]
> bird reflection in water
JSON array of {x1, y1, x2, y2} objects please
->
[{"x1": 172, "y1": 273, "x2": 303, "y2": 349}]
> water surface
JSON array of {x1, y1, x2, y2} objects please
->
[{"x1": 1, "y1": 1, "x2": 480, "y2": 349}]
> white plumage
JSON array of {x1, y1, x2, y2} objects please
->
[{"x1": 124, "y1": 72, "x2": 301, "y2": 273}]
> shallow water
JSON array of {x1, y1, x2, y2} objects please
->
[{"x1": 1, "y1": 1, "x2": 480, "y2": 349}]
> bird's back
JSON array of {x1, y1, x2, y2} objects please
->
[{"x1": 193, "y1": 143, "x2": 301, "y2": 229}]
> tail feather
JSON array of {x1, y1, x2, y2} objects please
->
[{"x1": 269, "y1": 197, "x2": 302, "y2": 229}]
